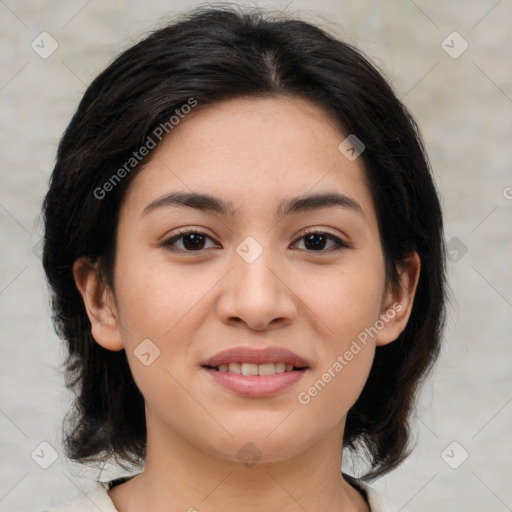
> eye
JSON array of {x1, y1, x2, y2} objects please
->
[
  {"x1": 162, "y1": 228, "x2": 220, "y2": 252},
  {"x1": 292, "y1": 230, "x2": 349, "y2": 252},
  {"x1": 162, "y1": 228, "x2": 350, "y2": 253}
]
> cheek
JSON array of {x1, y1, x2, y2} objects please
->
[
  {"x1": 111, "y1": 251, "x2": 207, "y2": 389},
  {"x1": 296, "y1": 308, "x2": 377, "y2": 432},
  {"x1": 294, "y1": 346, "x2": 375, "y2": 451},
  {"x1": 294, "y1": 257, "x2": 384, "y2": 415},
  {"x1": 302, "y1": 258, "x2": 386, "y2": 344},
  {"x1": 113, "y1": 264, "x2": 205, "y2": 427},
  {"x1": 114, "y1": 252, "x2": 207, "y2": 341}
]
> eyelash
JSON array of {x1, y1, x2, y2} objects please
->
[{"x1": 161, "y1": 227, "x2": 350, "y2": 254}]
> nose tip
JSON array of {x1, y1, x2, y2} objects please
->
[
  {"x1": 216, "y1": 246, "x2": 297, "y2": 330},
  {"x1": 241, "y1": 313, "x2": 286, "y2": 332}
]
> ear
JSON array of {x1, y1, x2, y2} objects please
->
[
  {"x1": 72, "y1": 258, "x2": 124, "y2": 351},
  {"x1": 376, "y1": 252, "x2": 421, "y2": 347}
]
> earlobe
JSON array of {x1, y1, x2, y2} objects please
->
[
  {"x1": 376, "y1": 252, "x2": 421, "y2": 347},
  {"x1": 72, "y1": 258, "x2": 124, "y2": 351}
]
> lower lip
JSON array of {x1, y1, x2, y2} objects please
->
[{"x1": 202, "y1": 367, "x2": 307, "y2": 397}]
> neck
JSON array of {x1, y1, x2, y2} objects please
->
[{"x1": 108, "y1": 416, "x2": 369, "y2": 512}]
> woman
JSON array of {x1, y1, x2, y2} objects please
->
[{"x1": 41, "y1": 5, "x2": 446, "y2": 511}]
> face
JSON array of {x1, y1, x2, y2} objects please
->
[{"x1": 76, "y1": 95, "x2": 418, "y2": 465}]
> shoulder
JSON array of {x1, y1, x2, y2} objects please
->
[
  {"x1": 39, "y1": 474, "x2": 402, "y2": 512},
  {"x1": 345, "y1": 474, "x2": 407, "y2": 512},
  {"x1": 362, "y1": 483, "x2": 405, "y2": 512},
  {"x1": 39, "y1": 481, "x2": 119, "y2": 512}
]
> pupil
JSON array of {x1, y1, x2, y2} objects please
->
[
  {"x1": 184, "y1": 234, "x2": 204, "y2": 250},
  {"x1": 182, "y1": 234, "x2": 327, "y2": 251},
  {"x1": 305, "y1": 234, "x2": 326, "y2": 250}
]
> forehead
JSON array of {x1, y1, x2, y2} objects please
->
[{"x1": 120, "y1": 95, "x2": 377, "y2": 225}]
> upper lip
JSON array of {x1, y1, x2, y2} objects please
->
[{"x1": 202, "y1": 346, "x2": 310, "y2": 368}]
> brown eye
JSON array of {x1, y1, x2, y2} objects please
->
[
  {"x1": 162, "y1": 228, "x2": 349, "y2": 254},
  {"x1": 293, "y1": 231, "x2": 349, "y2": 252},
  {"x1": 162, "y1": 229, "x2": 219, "y2": 252}
]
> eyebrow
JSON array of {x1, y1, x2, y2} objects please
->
[{"x1": 141, "y1": 191, "x2": 364, "y2": 219}]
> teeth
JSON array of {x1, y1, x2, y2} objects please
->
[
  {"x1": 258, "y1": 363, "x2": 275, "y2": 376},
  {"x1": 215, "y1": 362, "x2": 300, "y2": 374},
  {"x1": 228, "y1": 362, "x2": 241, "y2": 374},
  {"x1": 275, "y1": 363, "x2": 286, "y2": 373},
  {"x1": 241, "y1": 363, "x2": 258, "y2": 376}
]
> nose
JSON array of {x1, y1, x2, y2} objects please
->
[{"x1": 215, "y1": 243, "x2": 297, "y2": 331}]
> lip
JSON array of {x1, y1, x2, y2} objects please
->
[
  {"x1": 201, "y1": 346, "x2": 310, "y2": 368},
  {"x1": 203, "y1": 367, "x2": 307, "y2": 397},
  {"x1": 201, "y1": 346, "x2": 310, "y2": 398}
]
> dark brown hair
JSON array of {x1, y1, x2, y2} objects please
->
[{"x1": 42, "y1": 5, "x2": 446, "y2": 481}]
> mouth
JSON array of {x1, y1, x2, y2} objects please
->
[
  {"x1": 200, "y1": 346, "x2": 310, "y2": 397},
  {"x1": 201, "y1": 346, "x2": 310, "y2": 373},
  {"x1": 202, "y1": 362, "x2": 308, "y2": 375}
]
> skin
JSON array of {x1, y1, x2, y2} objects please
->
[{"x1": 74, "y1": 95, "x2": 420, "y2": 512}]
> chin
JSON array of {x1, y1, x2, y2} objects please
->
[{"x1": 200, "y1": 430, "x2": 311, "y2": 467}]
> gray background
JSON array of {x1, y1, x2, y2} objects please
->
[{"x1": 1, "y1": 1, "x2": 511, "y2": 511}]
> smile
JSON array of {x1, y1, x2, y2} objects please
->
[
  {"x1": 202, "y1": 365, "x2": 308, "y2": 397},
  {"x1": 209, "y1": 362, "x2": 300, "y2": 375},
  {"x1": 201, "y1": 346, "x2": 310, "y2": 397}
]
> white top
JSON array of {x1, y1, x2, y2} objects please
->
[{"x1": 40, "y1": 477, "x2": 404, "y2": 512}]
